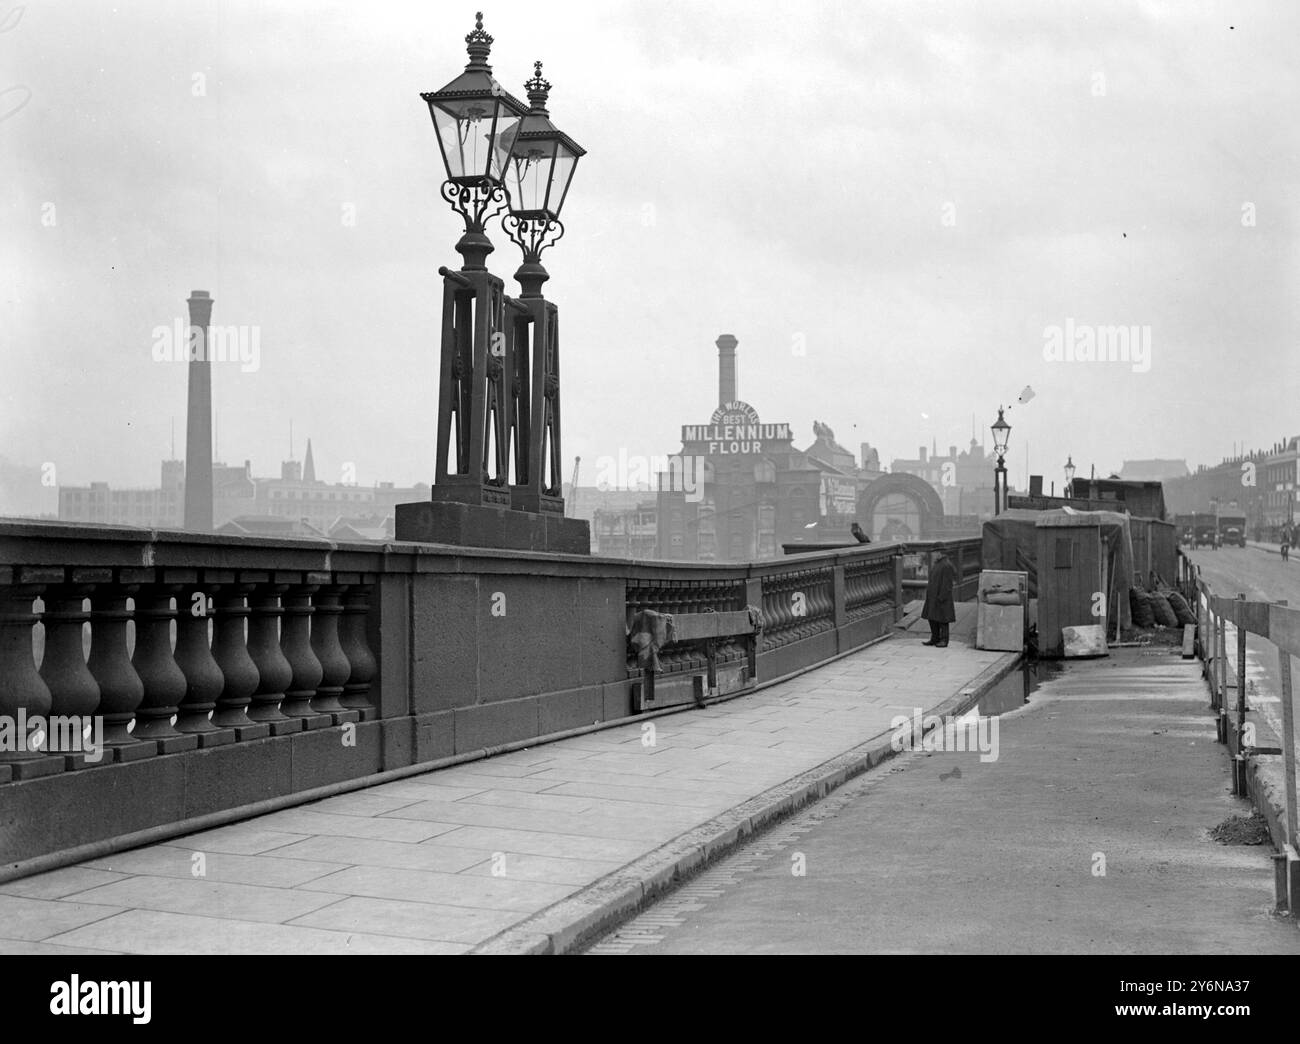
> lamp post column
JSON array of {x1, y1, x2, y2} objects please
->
[{"x1": 501, "y1": 62, "x2": 583, "y2": 517}]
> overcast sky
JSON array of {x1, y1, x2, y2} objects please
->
[{"x1": 2, "y1": 0, "x2": 1297, "y2": 503}]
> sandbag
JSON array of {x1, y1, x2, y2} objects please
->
[
  {"x1": 1149, "y1": 590, "x2": 1178, "y2": 628},
  {"x1": 1130, "y1": 587, "x2": 1155, "y2": 628},
  {"x1": 1166, "y1": 590, "x2": 1197, "y2": 627},
  {"x1": 1062, "y1": 624, "x2": 1108, "y2": 657}
]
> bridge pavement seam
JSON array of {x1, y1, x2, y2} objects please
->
[{"x1": 467, "y1": 650, "x2": 1021, "y2": 955}]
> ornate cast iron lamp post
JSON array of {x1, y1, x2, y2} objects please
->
[
  {"x1": 396, "y1": 13, "x2": 590, "y2": 553},
  {"x1": 416, "y1": 13, "x2": 526, "y2": 512},
  {"x1": 991, "y1": 407, "x2": 1011, "y2": 515},
  {"x1": 1064, "y1": 455, "x2": 1076, "y2": 499},
  {"x1": 499, "y1": 61, "x2": 585, "y2": 515}
]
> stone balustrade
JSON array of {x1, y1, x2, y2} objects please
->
[
  {"x1": 1, "y1": 563, "x2": 374, "y2": 780},
  {"x1": 0, "y1": 520, "x2": 983, "y2": 872}
]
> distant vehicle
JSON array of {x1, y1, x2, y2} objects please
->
[
  {"x1": 1192, "y1": 513, "x2": 1218, "y2": 548},
  {"x1": 1173, "y1": 513, "x2": 1195, "y2": 544},
  {"x1": 1218, "y1": 515, "x2": 1247, "y2": 548}
]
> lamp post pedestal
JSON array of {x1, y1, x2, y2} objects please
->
[
  {"x1": 395, "y1": 499, "x2": 590, "y2": 554},
  {"x1": 393, "y1": 259, "x2": 589, "y2": 554}
]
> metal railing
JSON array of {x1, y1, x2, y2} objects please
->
[{"x1": 1191, "y1": 560, "x2": 1300, "y2": 913}]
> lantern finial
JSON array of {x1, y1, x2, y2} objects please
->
[
  {"x1": 525, "y1": 60, "x2": 551, "y2": 110},
  {"x1": 465, "y1": 11, "x2": 493, "y2": 63}
]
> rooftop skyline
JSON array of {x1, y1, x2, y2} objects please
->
[{"x1": 3, "y1": 1, "x2": 1297, "y2": 502}]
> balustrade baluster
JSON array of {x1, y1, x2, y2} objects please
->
[
  {"x1": 87, "y1": 570, "x2": 152, "y2": 761},
  {"x1": 0, "y1": 568, "x2": 61, "y2": 778},
  {"x1": 662, "y1": 583, "x2": 683, "y2": 671},
  {"x1": 247, "y1": 579, "x2": 299, "y2": 735},
  {"x1": 843, "y1": 566, "x2": 857, "y2": 617},
  {"x1": 173, "y1": 580, "x2": 235, "y2": 746},
  {"x1": 762, "y1": 575, "x2": 784, "y2": 648},
  {"x1": 685, "y1": 583, "x2": 700, "y2": 668},
  {"x1": 339, "y1": 578, "x2": 377, "y2": 719},
  {"x1": 131, "y1": 577, "x2": 197, "y2": 753},
  {"x1": 817, "y1": 570, "x2": 834, "y2": 627},
  {"x1": 310, "y1": 580, "x2": 358, "y2": 724},
  {"x1": 40, "y1": 573, "x2": 103, "y2": 769},
  {"x1": 281, "y1": 580, "x2": 331, "y2": 730},
  {"x1": 211, "y1": 579, "x2": 267, "y2": 739},
  {"x1": 792, "y1": 572, "x2": 807, "y2": 636},
  {"x1": 861, "y1": 566, "x2": 880, "y2": 613},
  {"x1": 687, "y1": 582, "x2": 704, "y2": 670}
]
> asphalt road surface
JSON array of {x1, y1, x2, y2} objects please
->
[{"x1": 586, "y1": 646, "x2": 1299, "y2": 955}]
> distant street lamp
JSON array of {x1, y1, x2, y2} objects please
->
[
  {"x1": 991, "y1": 407, "x2": 1011, "y2": 514},
  {"x1": 1064, "y1": 455, "x2": 1076, "y2": 498}
]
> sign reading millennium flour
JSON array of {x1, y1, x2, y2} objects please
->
[{"x1": 681, "y1": 402, "x2": 793, "y2": 456}]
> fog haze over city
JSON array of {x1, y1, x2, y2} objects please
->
[{"x1": 2, "y1": 0, "x2": 1297, "y2": 510}]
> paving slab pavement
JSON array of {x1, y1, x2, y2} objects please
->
[{"x1": 0, "y1": 622, "x2": 1014, "y2": 955}]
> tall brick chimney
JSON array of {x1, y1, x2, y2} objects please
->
[
  {"x1": 184, "y1": 290, "x2": 214, "y2": 531},
  {"x1": 716, "y1": 334, "x2": 737, "y2": 407}
]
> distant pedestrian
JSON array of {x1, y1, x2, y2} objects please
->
[
  {"x1": 1282, "y1": 525, "x2": 1292, "y2": 562},
  {"x1": 850, "y1": 522, "x2": 871, "y2": 544},
  {"x1": 921, "y1": 549, "x2": 956, "y2": 648}
]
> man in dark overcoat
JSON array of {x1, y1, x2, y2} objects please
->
[{"x1": 921, "y1": 549, "x2": 956, "y2": 647}]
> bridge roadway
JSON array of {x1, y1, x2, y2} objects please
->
[
  {"x1": 0, "y1": 608, "x2": 1012, "y2": 954},
  {"x1": 589, "y1": 645, "x2": 1300, "y2": 954}
]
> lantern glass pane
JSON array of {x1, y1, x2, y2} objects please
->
[
  {"x1": 547, "y1": 145, "x2": 579, "y2": 218},
  {"x1": 503, "y1": 137, "x2": 558, "y2": 214},
  {"x1": 431, "y1": 97, "x2": 519, "y2": 182}
]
